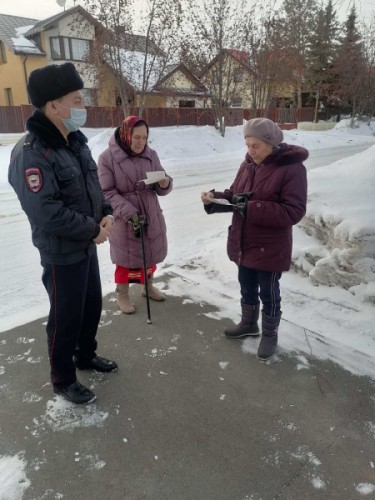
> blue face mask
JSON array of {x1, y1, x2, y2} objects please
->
[{"x1": 62, "y1": 107, "x2": 87, "y2": 132}]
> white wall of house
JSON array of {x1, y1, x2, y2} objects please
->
[{"x1": 38, "y1": 13, "x2": 98, "y2": 103}]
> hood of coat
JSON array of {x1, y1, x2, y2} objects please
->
[
  {"x1": 245, "y1": 143, "x2": 308, "y2": 167},
  {"x1": 26, "y1": 109, "x2": 87, "y2": 149},
  {"x1": 108, "y1": 128, "x2": 154, "y2": 163}
]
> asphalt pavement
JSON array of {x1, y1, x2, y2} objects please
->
[{"x1": 0, "y1": 273, "x2": 374, "y2": 500}]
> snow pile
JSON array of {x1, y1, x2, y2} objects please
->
[
  {"x1": 0, "y1": 453, "x2": 30, "y2": 499},
  {"x1": 297, "y1": 145, "x2": 375, "y2": 301},
  {"x1": 334, "y1": 118, "x2": 375, "y2": 136}
]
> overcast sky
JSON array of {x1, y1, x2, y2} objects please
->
[{"x1": 1, "y1": 0, "x2": 374, "y2": 24}]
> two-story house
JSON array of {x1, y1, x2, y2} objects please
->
[
  {"x1": 0, "y1": 6, "x2": 103, "y2": 107},
  {"x1": 1, "y1": 5, "x2": 210, "y2": 114}
]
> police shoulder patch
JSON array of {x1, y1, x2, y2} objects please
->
[{"x1": 25, "y1": 168, "x2": 43, "y2": 193}]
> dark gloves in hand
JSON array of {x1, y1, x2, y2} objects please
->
[
  {"x1": 129, "y1": 212, "x2": 141, "y2": 238},
  {"x1": 232, "y1": 192, "x2": 252, "y2": 217}
]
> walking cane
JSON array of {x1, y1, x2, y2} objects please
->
[{"x1": 139, "y1": 215, "x2": 152, "y2": 324}]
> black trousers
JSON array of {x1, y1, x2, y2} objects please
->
[
  {"x1": 238, "y1": 265, "x2": 282, "y2": 317},
  {"x1": 42, "y1": 248, "x2": 102, "y2": 388}
]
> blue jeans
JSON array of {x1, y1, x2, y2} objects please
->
[{"x1": 238, "y1": 265, "x2": 282, "y2": 317}]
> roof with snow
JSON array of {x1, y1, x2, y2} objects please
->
[
  {"x1": 0, "y1": 13, "x2": 44, "y2": 55},
  {"x1": 116, "y1": 30, "x2": 164, "y2": 57},
  {"x1": 105, "y1": 47, "x2": 164, "y2": 92}
]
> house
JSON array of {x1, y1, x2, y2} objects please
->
[
  {"x1": 200, "y1": 48, "x2": 296, "y2": 110},
  {"x1": 0, "y1": 6, "x2": 104, "y2": 106},
  {"x1": 0, "y1": 5, "x2": 209, "y2": 112},
  {"x1": 95, "y1": 31, "x2": 166, "y2": 108},
  {"x1": 95, "y1": 36, "x2": 208, "y2": 109},
  {"x1": 200, "y1": 49, "x2": 256, "y2": 109},
  {"x1": 148, "y1": 63, "x2": 209, "y2": 108},
  {"x1": 0, "y1": 13, "x2": 45, "y2": 106}
]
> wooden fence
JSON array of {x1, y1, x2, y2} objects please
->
[{"x1": 0, "y1": 105, "x2": 314, "y2": 133}]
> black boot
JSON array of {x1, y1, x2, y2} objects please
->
[
  {"x1": 225, "y1": 302, "x2": 260, "y2": 338},
  {"x1": 53, "y1": 381, "x2": 96, "y2": 405},
  {"x1": 74, "y1": 355, "x2": 118, "y2": 372},
  {"x1": 257, "y1": 312, "x2": 281, "y2": 361}
]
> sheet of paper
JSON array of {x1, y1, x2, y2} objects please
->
[
  {"x1": 141, "y1": 171, "x2": 167, "y2": 184},
  {"x1": 211, "y1": 198, "x2": 235, "y2": 206}
]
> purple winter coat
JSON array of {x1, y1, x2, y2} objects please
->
[
  {"x1": 98, "y1": 132, "x2": 172, "y2": 268},
  {"x1": 206, "y1": 143, "x2": 308, "y2": 272}
]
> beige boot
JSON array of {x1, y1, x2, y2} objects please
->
[
  {"x1": 116, "y1": 284, "x2": 135, "y2": 314},
  {"x1": 142, "y1": 277, "x2": 166, "y2": 301}
]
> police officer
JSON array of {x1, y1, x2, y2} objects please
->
[{"x1": 8, "y1": 63, "x2": 117, "y2": 404}]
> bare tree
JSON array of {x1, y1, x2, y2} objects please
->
[
  {"x1": 137, "y1": 0, "x2": 183, "y2": 115},
  {"x1": 81, "y1": 0, "x2": 182, "y2": 116},
  {"x1": 82, "y1": 0, "x2": 135, "y2": 115},
  {"x1": 246, "y1": 7, "x2": 294, "y2": 113},
  {"x1": 186, "y1": 0, "x2": 256, "y2": 136}
]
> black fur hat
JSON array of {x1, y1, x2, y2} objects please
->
[{"x1": 27, "y1": 62, "x2": 84, "y2": 108}]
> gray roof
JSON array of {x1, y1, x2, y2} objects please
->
[
  {"x1": 24, "y1": 5, "x2": 102, "y2": 38},
  {"x1": 0, "y1": 13, "x2": 44, "y2": 55}
]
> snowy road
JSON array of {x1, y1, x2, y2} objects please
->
[
  {"x1": 304, "y1": 143, "x2": 372, "y2": 170},
  {"x1": 164, "y1": 142, "x2": 372, "y2": 190}
]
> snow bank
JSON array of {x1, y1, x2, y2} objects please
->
[{"x1": 298, "y1": 145, "x2": 375, "y2": 301}]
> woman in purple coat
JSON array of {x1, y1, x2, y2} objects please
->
[
  {"x1": 201, "y1": 118, "x2": 308, "y2": 361},
  {"x1": 98, "y1": 116, "x2": 172, "y2": 314}
]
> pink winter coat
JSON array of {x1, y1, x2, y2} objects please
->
[
  {"x1": 98, "y1": 132, "x2": 172, "y2": 268},
  {"x1": 205, "y1": 144, "x2": 308, "y2": 272}
]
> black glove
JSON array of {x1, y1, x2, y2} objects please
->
[
  {"x1": 232, "y1": 192, "x2": 252, "y2": 217},
  {"x1": 129, "y1": 212, "x2": 141, "y2": 238}
]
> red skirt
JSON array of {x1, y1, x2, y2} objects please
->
[{"x1": 115, "y1": 264, "x2": 157, "y2": 285}]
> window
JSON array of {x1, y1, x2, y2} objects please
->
[
  {"x1": 0, "y1": 41, "x2": 7, "y2": 64},
  {"x1": 50, "y1": 38, "x2": 61, "y2": 59},
  {"x1": 82, "y1": 88, "x2": 95, "y2": 106},
  {"x1": 50, "y1": 36, "x2": 90, "y2": 61},
  {"x1": 231, "y1": 96, "x2": 242, "y2": 108},
  {"x1": 233, "y1": 69, "x2": 243, "y2": 82},
  {"x1": 213, "y1": 70, "x2": 220, "y2": 84},
  {"x1": 71, "y1": 38, "x2": 89, "y2": 60},
  {"x1": 179, "y1": 100, "x2": 195, "y2": 108},
  {"x1": 5, "y1": 88, "x2": 13, "y2": 105},
  {"x1": 63, "y1": 38, "x2": 71, "y2": 59}
]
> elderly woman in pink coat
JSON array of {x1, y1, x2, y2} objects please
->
[{"x1": 98, "y1": 115, "x2": 172, "y2": 314}]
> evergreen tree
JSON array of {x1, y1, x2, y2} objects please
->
[
  {"x1": 326, "y1": 5, "x2": 368, "y2": 123},
  {"x1": 308, "y1": 1, "x2": 339, "y2": 87},
  {"x1": 279, "y1": 0, "x2": 318, "y2": 108},
  {"x1": 307, "y1": 0, "x2": 339, "y2": 119}
]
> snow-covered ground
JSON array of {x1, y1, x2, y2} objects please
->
[{"x1": 1, "y1": 120, "x2": 375, "y2": 382}]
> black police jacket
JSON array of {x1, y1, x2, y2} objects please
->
[{"x1": 8, "y1": 110, "x2": 113, "y2": 265}]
